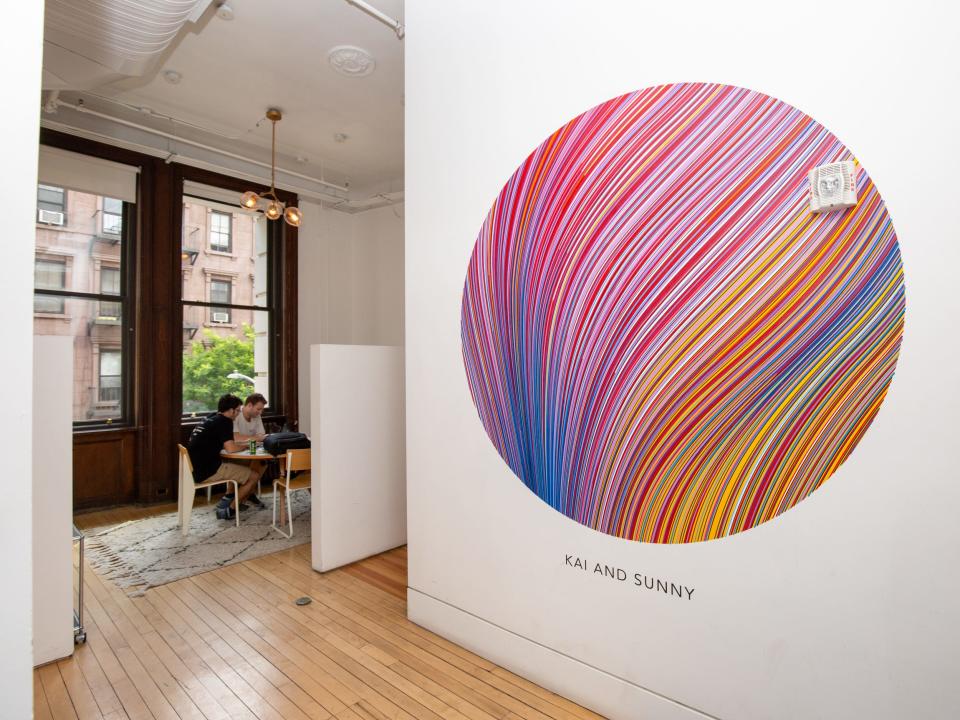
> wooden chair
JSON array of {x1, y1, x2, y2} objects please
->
[
  {"x1": 272, "y1": 448, "x2": 311, "y2": 538},
  {"x1": 178, "y1": 444, "x2": 240, "y2": 536}
]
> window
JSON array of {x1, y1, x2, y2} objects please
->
[
  {"x1": 99, "y1": 266, "x2": 121, "y2": 319},
  {"x1": 34, "y1": 259, "x2": 66, "y2": 313},
  {"x1": 37, "y1": 184, "x2": 66, "y2": 225},
  {"x1": 209, "y1": 279, "x2": 232, "y2": 323},
  {"x1": 182, "y1": 193, "x2": 272, "y2": 416},
  {"x1": 209, "y1": 210, "x2": 232, "y2": 252},
  {"x1": 32, "y1": 141, "x2": 297, "y2": 505},
  {"x1": 98, "y1": 350, "x2": 122, "y2": 403},
  {"x1": 37, "y1": 184, "x2": 65, "y2": 213},
  {"x1": 102, "y1": 197, "x2": 123, "y2": 235},
  {"x1": 33, "y1": 182, "x2": 132, "y2": 425}
]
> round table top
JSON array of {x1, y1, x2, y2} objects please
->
[{"x1": 220, "y1": 447, "x2": 275, "y2": 461}]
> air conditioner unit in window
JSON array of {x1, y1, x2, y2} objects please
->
[
  {"x1": 38, "y1": 209, "x2": 65, "y2": 225},
  {"x1": 212, "y1": 312, "x2": 230, "y2": 323}
]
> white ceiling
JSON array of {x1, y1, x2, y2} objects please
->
[{"x1": 41, "y1": 0, "x2": 405, "y2": 200}]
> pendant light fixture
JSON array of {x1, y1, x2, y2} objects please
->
[{"x1": 239, "y1": 109, "x2": 302, "y2": 227}]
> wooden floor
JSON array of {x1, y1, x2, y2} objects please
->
[{"x1": 35, "y1": 503, "x2": 604, "y2": 720}]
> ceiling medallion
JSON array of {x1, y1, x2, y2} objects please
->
[
  {"x1": 239, "y1": 109, "x2": 302, "y2": 227},
  {"x1": 327, "y1": 45, "x2": 376, "y2": 77}
]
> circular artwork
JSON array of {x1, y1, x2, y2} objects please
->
[{"x1": 461, "y1": 83, "x2": 905, "y2": 543}]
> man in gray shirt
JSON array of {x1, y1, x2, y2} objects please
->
[
  {"x1": 232, "y1": 393, "x2": 268, "y2": 507},
  {"x1": 233, "y1": 392, "x2": 267, "y2": 442}
]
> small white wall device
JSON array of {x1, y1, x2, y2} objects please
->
[{"x1": 809, "y1": 160, "x2": 857, "y2": 213}]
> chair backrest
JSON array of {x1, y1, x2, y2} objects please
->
[
  {"x1": 177, "y1": 444, "x2": 195, "y2": 483},
  {"x1": 285, "y1": 448, "x2": 311, "y2": 474}
]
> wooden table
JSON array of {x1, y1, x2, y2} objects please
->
[
  {"x1": 219, "y1": 447, "x2": 286, "y2": 521},
  {"x1": 220, "y1": 447, "x2": 275, "y2": 461}
]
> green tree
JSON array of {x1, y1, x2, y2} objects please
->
[{"x1": 182, "y1": 324, "x2": 255, "y2": 414}]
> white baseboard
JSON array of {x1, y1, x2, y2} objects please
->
[{"x1": 407, "y1": 588, "x2": 717, "y2": 720}]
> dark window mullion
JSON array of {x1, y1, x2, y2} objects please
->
[
  {"x1": 181, "y1": 300, "x2": 272, "y2": 312},
  {"x1": 34, "y1": 289, "x2": 128, "y2": 303}
]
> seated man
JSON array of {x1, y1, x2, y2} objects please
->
[
  {"x1": 234, "y1": 392, "x2": 267, "y2": 442},
  {"x1": 188, "y1": 394, "x2": 263, "y2": 520},
  {"x1": 233, "y1": 392, "x2": 268, "y2": 507}
]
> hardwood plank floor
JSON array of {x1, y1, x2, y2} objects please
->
[{"x1": 36, "y1": 504, "x2": 605, "y2": 720}]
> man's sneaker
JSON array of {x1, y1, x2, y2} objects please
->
[
  {"x1": 216, "y1": 505, "x2": 236, "y2": 520},
  {"x1": 248, "y1": 494, "x2": 265, "y2": 508},
  {"x1": 216, "y1": 499, "x2": 247, "y2": 513}
]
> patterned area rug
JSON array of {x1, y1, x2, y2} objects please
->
[{"x1": 85, "y1": 492, "x2": 311, "y2": 596}]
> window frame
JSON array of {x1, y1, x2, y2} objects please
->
[
  {"x1": 34, "y1": 258, "x2": 67, "y2": 314},
  {"x1": 208, "y1": 209, "x2": 232, "y2": 252},
  {"x1": 208, "y1": 278, "x2": 233, "y2": 323},
  {"x1": 38, "y1": 129, "x2": 299, "y2": 506},
  {"x1": 33, "y1": 199, "x2": 136, "y2": 429},
  {"x1": 181, "y1": 192, "x2": 277, "y2": 420},
  {"x1": 97, "y1": 349, "x2": 123, "y2": 404},
  {"x1": 99, "y1": 265, "x2": 122, "y2": 319},
  {"x1": 37, "y1": 184, "x2": 66, "y2": 217},
  {"x1": 101, "y1": 197, "x2": 123, "y2": 236}
]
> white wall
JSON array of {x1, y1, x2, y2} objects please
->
[
  {"x1": 33, "y1": 337, "x2": 74, "y2": 666},
  {"x1": 0, "y1": 2, "x2": 43, "y2": 714},
  {"x1": 353, "y1": 204, "x2": 405, "y2": 346},
  {"x1": 310, "y1": 345, "x2": 406, "y2": 571},
  {"x1": 405, "y1": 2, "x2": 960, "y2": 719},
  {"x1": 298, "y1": 200, "x2": 404, "y2": 433}
]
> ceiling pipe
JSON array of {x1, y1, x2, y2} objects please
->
[
  {"x1": 160, "y1": 151, "x2": 403, "y2": 212},
  {"x1": 40, "y1": 117, "x2": 403, "y2": 213},
  {"x1": 82, "y1": 90, "x2": 251, "y2": 141},
  {"x1": 50, "y1": 97, "x2": 351, "y2": 195},
  {"x1": 344, "y1": 0, "x2": 404, "y2": 38},
  {"x1": 43, "y1": 90, "x2": 61, "y2": 115}
]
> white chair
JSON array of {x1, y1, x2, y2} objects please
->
[
  {"x1": 178, "y1": 444, "x2": 240, "y2": 535},
  {"x1": 272, "y1": 448, "x2": 311, "y2": 538}
]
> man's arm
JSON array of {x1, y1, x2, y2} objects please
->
[
  {"x1": 233, "y1": 430, "x2": 266, "y2": 442},
  {"x1": 223, "y1": 438, "x2": 247, "y2": 453},
  {"x1": 232, "y1": 416, "x2": 245, "y2": 442},
  {"x1": 223, "y1": 419, "x2": 247, "y2": 452}
]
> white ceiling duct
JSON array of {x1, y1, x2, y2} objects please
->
[{"x1": 43, "y1": 0, "x2": 214, "y2": 90}]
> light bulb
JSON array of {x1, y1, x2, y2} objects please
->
[
  {"x1": 283, "y1": 205, "x2": 302, "y2": 227},
  {"x1": 240, "y1": 190, "x2": 259, "y2": 209},
  {"x1": 265, "y1": 201, "x2": 282, "y2": 220}
]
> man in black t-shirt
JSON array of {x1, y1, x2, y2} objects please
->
[{"x1": 188, "y1": 394, "x2": 264, "y2": 520}]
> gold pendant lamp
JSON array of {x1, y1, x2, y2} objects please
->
[{"x1": 240, "y1": 109, "x2": 302, "y2": 227}]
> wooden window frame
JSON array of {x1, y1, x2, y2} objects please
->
[{"x1": 39, "y1": 128, "x2": 299, "y2": 507}]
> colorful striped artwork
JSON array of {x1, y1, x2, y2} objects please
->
[{"x1": 461, "y1": 83, "x2": 905, "y2": 544}]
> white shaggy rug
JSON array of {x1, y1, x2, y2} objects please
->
[{"x1": 85, "y1": 492, "x2": 311, "y2": 596}]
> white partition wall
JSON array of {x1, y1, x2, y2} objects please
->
[
  {"x1": 310, "y1": 344, "x2": 406, "y2": 571},
  {"x1": 32, "y1": 336, "x2": 75, "y2": 666},
  {"x1": 3, "y1": 2, "x2": 43, "y2": 711},
  {"x1": 405, "y1": 2, "x2": 960, "y2": 719}
]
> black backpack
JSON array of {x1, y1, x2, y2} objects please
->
[{"x1": 262, "y1": 431, "x2": 311, "y2": 456}]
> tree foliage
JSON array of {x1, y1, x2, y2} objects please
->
[{"x1": 182, "y1": 324, "x2": 255, "y2": 414}]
